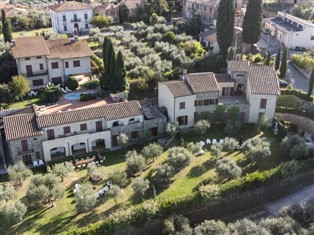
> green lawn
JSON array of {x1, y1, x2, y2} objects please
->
[
  {"x1": 5, "y1": 127, "x2": 285, "y2": 234},
  {"x1": 7, "y1": 97, "x2": 43, "y2": 109},
  {"x1": 12, "y1": 28, "x2": 53, "y2": 39}
]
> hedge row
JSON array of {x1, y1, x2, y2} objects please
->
[
  {"x1": 290, "y1": 54, "x2": 314, "y2": 70},
  {"x1": 280, "y1": 88, "x2": 313, "y2": 102},
  {"x1": 276, "y1": 107, "x2": 314, "y2": 120}
]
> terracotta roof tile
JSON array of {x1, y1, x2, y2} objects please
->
[
  {"x1": 199, "y1": 29, "x2": 217, "y2": 43},
  {"x1": 49, "y1": 1, "x2": 92, "y2": 12},
  {"x1": 45, "y1": 39, "x2": 93, "y2": 59},
  {"x1": 185, "y1": 73, "x2": 220, "y2": 93},
  {"x1": 36, "y1": 100, "x2": 143, "y2": 128},
  {"x1": 3, "y1": 114, "x2": 43, "y2": 141},
  {"x1": 161, "y1": 81, "x2": 193, "y2": 97},
  {"x1": 228, "y1": 60, "x2": 250, "y2": 72},
  {"x1": 11, "y1": 36, "x2": 50, "y2": 59},
  {"x1": 248, "y1": 65, "x2": 280, "y2": 95},
  {"x1": 215, "y1": 74, "x2": 233, "y2": 83}
]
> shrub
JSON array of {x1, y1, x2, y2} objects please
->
[
  {"x1": 256, "y1": 114, "x2": 271, "y2": 131},
  {"x1": 229, "y1": 218, "x2": 264, "y2": 235},
  {"x1": 194, "y1": 220, "x2": 228, "y2": 235},
  {"x1": 87, "y1": 163, "x2": 104, "y2": 182},
  {"x1": 277, "y1": 95, "x2": 302, "y2": 109},
  {"x1": 163, "y1": 214, "x2": 193, "y2": 235},
  {"x1": 281, "y1": 135, "x2": 309, "y2": 160},
  {"x1": 107, "y1": 185, "x2": 122, "y2": 205},
  {"x1": 162, "y1": 31, "x2": 176, "y2": 43},
  {"x1": 80, "y1": 92, "x2": 97, "y2": 101},
  {"x1": 259, "y1": 217, "x2": 299, "y2": 235},
  {"x1": 66, "y1": 76, "x2": 79, "y2": 91},
  {"x1": 82, "y1": 79, "x2": 99, "y2": 89},
  {"x1": 244, "y1": 137, "x2": 271, "y2": 162},
  {"x1": 108, "y1": 170, "x2": 129, "y2": 187},
  {"x1": 125, "y1": 150, "x2": 146, "y2": 176},
  {"x1": 7, "y1": 161, "x2": 32, "y2": 186},
  {"x1": 222, "y1": 137, "x2": 238, "y2": 152},
  {"x1": 194, "y1": 120, "x2": 211, "y2": 135},
  {"x1": 216, "y1": 157, "x2": 242, "y2": 180},
  {"x1": 41, "y1": 86, "x2": 61, "y2": 103},
  {"x1": 141, "y1": 143, "x2": 163, "y2": 161},
  {"x1": 52, "y1": 162, "x2": 74, "y2": 182},
  {"x1": 291, "y1": 53, "x2": 314, "y2": 70},
  {"x1": 186, "y1": 142, "x2": 202, "y2": 155},
  {"x1": 279, "y1": 160, "x2": 300, "y2": 177},
  {"x1": 168, "y1": 147, "x2": 192, "y2": 172},
  {"x1": 0, "y1": 184, "x2": 16, "y2": 202},
  {"x1": 211, "y1": 143, "x2": 223, "y2": 158},
  {"x1": 131, "y1": 177, "x2": 150, "y2": 198},
  {"x1": 1, "y1": 201, "x2": 27, "y2": 226},
  {"x1": 199, "y1": 184, "x2": 220, "y2": 199},
  {"x1": 75, "y1": 183, "x2": 97, "y2": 212},
  {"x1": 155, "y1": 163, "x2": 174, "y2": 185}
]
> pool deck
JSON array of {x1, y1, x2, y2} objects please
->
[{"x1": 41, "y1": 88, "x2": 112, "y2": 114}]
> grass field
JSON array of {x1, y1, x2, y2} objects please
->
[
  {"x1": 1, "y1": 126, "x2": 285, "y2": 235},
  {"x1": 12, "y1": 28, "x2": 53, "y2": 39},
  {"x1": 7, "y1": 97, "x2": 43, "y2": 109}
]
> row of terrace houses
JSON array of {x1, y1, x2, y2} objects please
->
[
  {"x1": 158, "y1": 60, "x2": 280, "y2": 128},
  {"x1": 11, "y1": 36, "x2": 93, "y2": 90},
  {"x1": 1, "y1": 101, "x2": 167, "y2": 166}
]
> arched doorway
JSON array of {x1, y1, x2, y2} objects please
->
[
  {"x1": 74, "y1": 23, "x2": 79, "y2": 35},
  {"x1": 71, "y1": 143, "x2": 86, "y2": 155},
  {"x1": 91, "y1": 139, "x2": 106, "y2": 151},
  {"x1": 50, "y1": 147, "x2": 66, "y2": 159}
]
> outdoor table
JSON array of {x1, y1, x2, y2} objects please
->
[{"x1": 75, "y1": 157, "x2": 95, "y2": 167}]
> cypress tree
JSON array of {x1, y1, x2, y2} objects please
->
[
  {"x1": 279, "y1": 47, "x2": 288, "y2": 78},
  {"x1": 216, "y1": 0, "x2": 235, "y2": 61},
  {"x1": 103, "y1": 38, "x2": 115, "y2": 91},
  {"x1": 308, "y1": 69, "x2": 314, "y2": 96},
  {"x1": 108, "y1": 49, "x2": 117, "y2": 92},
  {"x1": 227, "y1": 47, "x2": 235, "y2": 61},
  {"x1": 274, "y1": 44, "x2": 281, "y2": 71},
  {"x1": 101, "y1": 37, "x2": 109, "y2": 90},
  {"x1": 242, "y1": 0, "x2": 263, "y2": 52},
  {"x1": 1, "y1": 10, "x2": 12, "y2": 43},
  {"x1": 115, "y1": 51, "x2": 126, "y2": 92},
  {"x1": 264, "y1": 51, "x2": 271, "y2": 65}
]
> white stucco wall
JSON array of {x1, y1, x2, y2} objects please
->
[
  {"x1": 248, "y1": 94, "x2": 277, "y2": 123},
  {"x1": 47, "y1": 58, "x2": 64, "y2": 81},
  {"x1": 174, "y1": 95, "x2": 196, "y2": 128},
  {"x1": 158, "y1": 83, "x2": 175, "y2": 122},
  {"x1": 50, "y1": 9, "x2": 93, "y2": 34},
  {"x1": 63, "y1": 57, "x2": 91, "y2": 76},
  {"x1": 217, "y1": 82, "x2": 234, "y2": 96}
]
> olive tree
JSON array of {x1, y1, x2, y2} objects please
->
[
  {"x1": 194, "y1": 120, "x2": 211, "y2": 135},
  {"x1": 131, "y1": 177, "x2": 150, "y2": 199},
  {"x1": 7, "y1": 161, "x2": 32, "y2": 186},
  {"x1": 52, "y1": 162, "x2": 74, "y2": 182},
  {"x1": 108, "y1": 170, "x2": 129, "y2": 187},
  {"x1": 186, "y1": 142, "x2": 202, "y2": 155},
  {"x1": 222, "y1": 137, "x2": 238, "y2": 153},
  {"x1": 216, "y1": 157, "x2": 242, "y2": 180},
  {"x1": 166, "y1": 122, "x2": 179, "y2": 141},
  {"x1": 194, "y1": 220, "x2": 228, "y2": 235},
  {"x1": 281, "y1": 135, "x2": 308, "y2": 160},
  {"x1": 75, "y1": 183, "x2": 97, "y2": 212},
  {"x1": 155, "y1": 163, "x2": 174, "y2": 185},
  {"x1": 0, "y1": 184, "x2": 16, "y2": 202},
  {"x1": 211, "y1": 143, "x2": 223, "y2": 159},
  {"x1": 117, "y1": 133, "x2": 129, "y2": 151},
  {"x1": 256, "y1": 114, "x2": 271, "y2": 131},
  {"x1": 1, "y1": 201, "x2": 27, "y2": 226},
  {"x1": 107, "y1": 185, "x2": 122, "y2": 205},
  {"x1": 125, "y1": 150, "x2": 146, "y2": 176},
  {"x1": 244, "y1": 137, "x2": 271, "y2": 162},
  {"x1": 141, "y1": 143, "x2": 163, "y2": 162},
  {"x1": 163, "y1": 214, "x2": 193, "y2": 235},
  {"x1": 168, "y1": 147, "x2": 192, "y2": 173}
]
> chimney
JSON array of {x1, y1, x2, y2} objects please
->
[{"x1": 11, "y1": 40, "x2": 16, "y2": 47}]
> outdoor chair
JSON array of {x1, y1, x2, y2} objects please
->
[
  {"x1": 33, "y1": 161, "x2": 39, "y2": 167},
  {"x1": 219, "y1": 139, "x2": 224, "y2": 144},
  {"x1": 38, "y1": 160, "x2": 44, "y2": 165},
  {"x1": 206, "y1": 139, "x2": 211, "y2": 144},
  {"x1": 212, "y1": 139, "x2": 217, "y2": 144}
]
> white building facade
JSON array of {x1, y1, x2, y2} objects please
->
[
  {"x1": 264, "y1": 11, "x2": 314, "y2": 50},
  {"x1": 12, "y1": 36, "x2": 93, "y2": 89},
  {"x1": 49, "y1": 1, "x2": 93, "y2": 35},
  {"x1": 158, "y1": 61, "x2": 280, "y2": 128}
]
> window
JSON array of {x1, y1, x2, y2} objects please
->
[
  {"x1": 203, "y1": 16, "x2": 206, "y2": 21},
  {"x1": 63, "y1": 15, "x2": 66, "y2": 21},
  {"x1": 63, "y1": 126, "x2": 71, "y2": 134},
  {"x1": 39, "y1": 63, "x2": 44, "y2": 70},
  {"x1": 80, "y1": 123, "x2": 87, "y2": 131},
  {"x1": 21, "y1": 139, "x2": 28, "y2": 152},
  {"x1": 131, "y1": 131, "x2": 139, "y2": 139},
  {"x1": 150, "y1": 127, "x2": 158, "y2": 136},
  {"x1": 177, "y1": 116, "x2": 188, "y2": 125},
  {"x1": 85, "y1": 24, "x2": 89, "y2": 29},
  {"x1": 51, "y1": 77, "x2": 62, "y2": 84},
  {"x1": 222, "y1": 87, "x2": 234, "y2": 96},
  {"x1": 65, "y1": 61, "x2": 69, "y2": 68},
  {"x1": 84, "y1": 13, "x2": 88, "y2": 19},
  {"x1": 51, "y1": 62, "x2": 59, "y2": 69},
  {"x1": 26, "y1": 65, "x2": 33, "y2": 76},
  {"x1": 204, "y1": 99, "x2": 210, "y2": 105},
  {"x1": 25, "y1": 57, "x2": 30, "y2": 60},
  {"x1": 32, "y1": 79, "x2": 44, "y2": 86},
  {"x1": 179, "y1": 102, "x2": 185, "y2": 109},
  {"x1": 47, "y1": 129, "x2": 55, "y2": 140},
  {"x1": 64, "y1": 25, "x2": 67, "y2": 31},
  {"x1": 36, "y1": 56, "x2": 41, "y2": 59},
  {"x1": 311, "y1": 36, "x2": 314, "y2": 40},
  {"x1": 210, "y1": 7, "x2": 212, "y2": 12},
  {"x1": 204, "y1": 6, "x2": 206, "y2": 11},
  {"x1": 260, "y1": 99, "x2": 267, "y2": 109},
  {"x1": 22, "y1": 154, "x2": 32, "y2": 165},
  {"x1": 96, "y1": 121, "x2": 103, "y2": 132},
  {"x1": 112, "y1": 135, "x2": 118, "y2": 146},
  {"x1": 73, "y1": 60, "x2": 80, "y2": 67},
  {"x1": 210, "y1": 99, "x2": 218, "y2": 104}
]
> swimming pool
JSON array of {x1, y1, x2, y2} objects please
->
[{"x1": 64, "y1": 92, "x2": 95, "y2": 100}]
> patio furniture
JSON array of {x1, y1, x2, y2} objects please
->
[
  {"x1": 65, "y1": 87, "x2": 72, "y2": 92},
  {"x1": 212, "y1": 139, "x2": 217, "y2": 144},
  {"x1": 75, "y1": 157, "x2": 96, "y2": 168},
  {"x1": 219, "y1": 139, "x2": 224, "y2": 144},
  {"x1": 38, "y1": 160, "x2": 44, "y2": 165},
  {"x1": 75, "y1": 183, "x2": 81, "y2": 190},
  {"x1": 199, "y1": 141, "x2": 205, "y2": 146},
  {"x1": 95, "y1": 192, "x2": 100, "y2": 198},
  {"x1": 61, "y1": 87, "x2": 67, "y2": 93},
  {"x1": 33, "y1": 161, "x2": 38, "y2": 167},
  {"x1": 206, "y1": 139, "x2": 211, "y2": 144}
]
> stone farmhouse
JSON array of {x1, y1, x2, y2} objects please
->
[
  {"x1": 94, "y1": 3, "x2": 120, "y2": 24},
  {"x1": 49, "y1": 0, "x2": 93, "y2": 35},
  {"x1": 1, "y1": 101, "x2": 166, "y2": 166},
  {"x1": 11, "y1": 36, "x2": 93, "y2": 90},
  {"x1": 183, "y1": 0, "x2": 220, "y2": 26},
  {"x1": 264, "y1": 11, "x2": 314, "y2": 50},
  {"x1": 158, "y1": 60, "x2": 280, "y2": 128}
]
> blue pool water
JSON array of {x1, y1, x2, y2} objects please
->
[{"x1": 64, "y1": 93, "x2": 81, "y2": 100}]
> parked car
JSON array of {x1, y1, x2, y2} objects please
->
[
  {"x1": 295, "y1": 46, "x2": 307, "y2": 51},
  {"x1": 263, "y1": 29, "x2": 270, "y2": 34},
  {"x1": 279, "y1": 79, "x2": 288, "y2": 88}
]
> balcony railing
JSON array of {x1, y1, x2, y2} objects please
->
[
  {"x1": 22, "y1": 71, "x2": 48, "y2": 78},
  {"x1": 18, "y1": 148, "x2": 34, "y2": 155},
  {"x1": 71, "y1": 18, "x2": 81, "y2": 22}
]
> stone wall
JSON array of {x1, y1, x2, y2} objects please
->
[
  {"x1": 291, "y1": 63, "x2": 311, "y2": 80},
  {"x1": 276, "y1": 113, "x2": 314, "y2": 133}
]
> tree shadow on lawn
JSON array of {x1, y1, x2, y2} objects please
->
[{"x1": 187, "y1": 158, "x2": 216, "y2": 179}]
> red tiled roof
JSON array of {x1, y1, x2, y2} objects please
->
[
  {"x1": 248, "y1": 65, "x2": 280, "y2": 95},
  {"x1": 228, "y1": 60, "x2": 250, "y2": 72},
  {"x1": 185, "y1": 73, "x2": 220, "y2": 93},
  {"x1": 160, "y1": 80, "x2": 193, "y2": 98},
  {"x1": 49, "y1": 1, "x2": 92, "y2": 12},
  {"x1": 11, "y1": 36, "x2": 50, "y2": 59},
  {"x1": 36, "y1": 100, "x2": 143, "y2": 128}
]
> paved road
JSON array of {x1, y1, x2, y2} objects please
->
[
  {"x1": 264, "y1": 184, "x2": 314, "y2": 216},
  {"x1": 287, "y1": 61, "x2": 314, "y2": 95}
]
